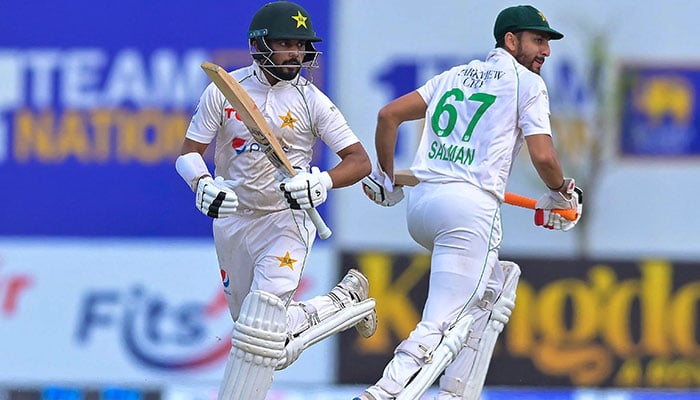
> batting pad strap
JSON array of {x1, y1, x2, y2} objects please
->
[
  {"x1": 477, "y1": 290, "x2": 496, "y2": 311},
  {"x1": 466, "y1": 331, "x2": 482, "y2": 351},
  {"x1": 395, "y1": 339, "x2": 432, "y2": 363},
  {"x1": 438, "y1": 375, "x2": 466, "y2": 396},
  {"x1": 175, "y1": 152, "x2": 211, "y2": 191}
]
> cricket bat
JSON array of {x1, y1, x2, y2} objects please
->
[
  {"x1": 394, "y1": 169, "x2": 578, "y2": 221},
  {"x1": 200, "y1": 61, "x2": 332, "y2": 239}
]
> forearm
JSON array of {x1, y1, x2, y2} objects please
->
[
  {"x1": 532, "y1": 154, "x2": 565, "y2": 191},
  {"x1": 375, "y1": 119, "x2": 399, "y2": 178},
  {"x1": 327, "y1": 142, "x2": 371, "y2": 188},
  {"x1": 374, "y1": 91, "x2": 427, "y2": 179},
  {"x1": 525, "y1": 134, "x2": 567, "y2": 192},
  {"x1": 180, "y1": 138, "x2": 209, "y2": 156}
]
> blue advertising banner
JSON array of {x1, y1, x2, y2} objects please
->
[
  {"x1": 0, "y1": 1, "x2": 330, "y2": 237},
  {"x1": 619, "y1": 65, "x2": 700, "y2": 156}
]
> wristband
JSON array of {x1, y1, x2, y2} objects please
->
[
  {"x1": 318, "y1": 170, "x2": 333, "y2": 191},
  {"x1": 547, "y1": 179, "x2": 566, "y2": 191},
  {"x1": 176, "y1": 152, "x2": 211, "y2": 191}
]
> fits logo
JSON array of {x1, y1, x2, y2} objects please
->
[{"x1": 75, "y1": 285, "x2": 232, "y2": 371}]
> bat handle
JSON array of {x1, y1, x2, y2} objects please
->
[
  {"x1": 307, "y1": 208, "x2": 332, "y2": 239},
  {"x1": 504, "y1": 192, "x2": 578, "y2": 221},
  {"x1": 551, "y1": 208, "x2": 578, "y2": 221}
]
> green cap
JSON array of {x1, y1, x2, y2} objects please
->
[{"x1": 493, "y1": 5, "x2": 563, "y2": 41}]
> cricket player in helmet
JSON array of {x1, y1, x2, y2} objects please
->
[{"x1": 175, "y1": 2, "x2": 375, "y2": 400}]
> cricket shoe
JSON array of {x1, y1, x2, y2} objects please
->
[{"x1": 330, "y1": 268, "x2": 377, "y2": 338}]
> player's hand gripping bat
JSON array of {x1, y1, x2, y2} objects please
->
[
  {"x1": 393, "y1": 169, "x2": 578, "y2": 221},
  {"x1": 200, "y1": 61, "x2": 332, "y2": 239}
]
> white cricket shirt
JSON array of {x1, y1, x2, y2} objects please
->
[
  {"x1": 186, "y1": 63, "x2": 359, "y2": 212},
  {"x1": 413, "y1": 47, "x2": 553, "y2": 200}
]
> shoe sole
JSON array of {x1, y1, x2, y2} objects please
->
[{"x1": 356, "y1": 308, "x2": 377, "y2": 338}]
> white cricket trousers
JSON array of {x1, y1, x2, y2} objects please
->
[
  {"x1": 379, "y1": 181, "x2": 502, "y2": 393},
  {"x1": 212, "y1": 208, "x2": 316, "y2": 320}
]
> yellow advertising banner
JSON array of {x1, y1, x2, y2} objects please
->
[{"x1": 338, "y1": 252, "x2": 700, "y2": 389}]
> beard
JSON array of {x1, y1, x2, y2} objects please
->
[
  {"x1": 265, "y1": 62, "x2": 301, "y2": 81},
  {"x1": 515, "y1": 45, "x2": 541, "y2": 75}
]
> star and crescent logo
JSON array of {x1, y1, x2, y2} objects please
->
[
  {"x1": 291, "y1": 11, "x2": 308, "y2": 28},
  {"x1": 276, "y1": 251, "x2": 298, "y2": 270},
  {"x1": 279, "y1": 110, "x2": 298, "y2": 129}
]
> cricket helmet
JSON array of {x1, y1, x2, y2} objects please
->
[{"x1": 248, "y1": 1, "x2": 321, "y2": 64}]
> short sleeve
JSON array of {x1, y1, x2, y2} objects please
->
[{"x1": 185, "y1": 82, "x2": 225, "y2": 144}]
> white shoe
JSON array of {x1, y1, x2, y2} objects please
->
[{"x1": 333, "y1": 269, "x2": 377, "y2": 338}]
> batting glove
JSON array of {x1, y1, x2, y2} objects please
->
[
  {"x1": 535, "y1": 178, "x2": 583, "y2": 231},
  {"x1": 279, "y1": 166, "x2": 333, "y2": 210},
  {"x1": 361, "y1": 166, "x2": 404, "y2": 207},
  {"x1": 196, "y1": 176, "x2": 240, "y2": 218}
]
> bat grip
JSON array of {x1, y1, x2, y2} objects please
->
[
  {"x1": 283, "y1": 168, "x2": 331, "y2": 239},
  {"x1": 550, "y1": 208, "x2": 578, "y2": 221},
  {"x1": 504, "y1": 192, "x2": 578, "y2": 221},
  {"x1": 307, "y1": 208, "x2": 332, "y2": 239}
]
